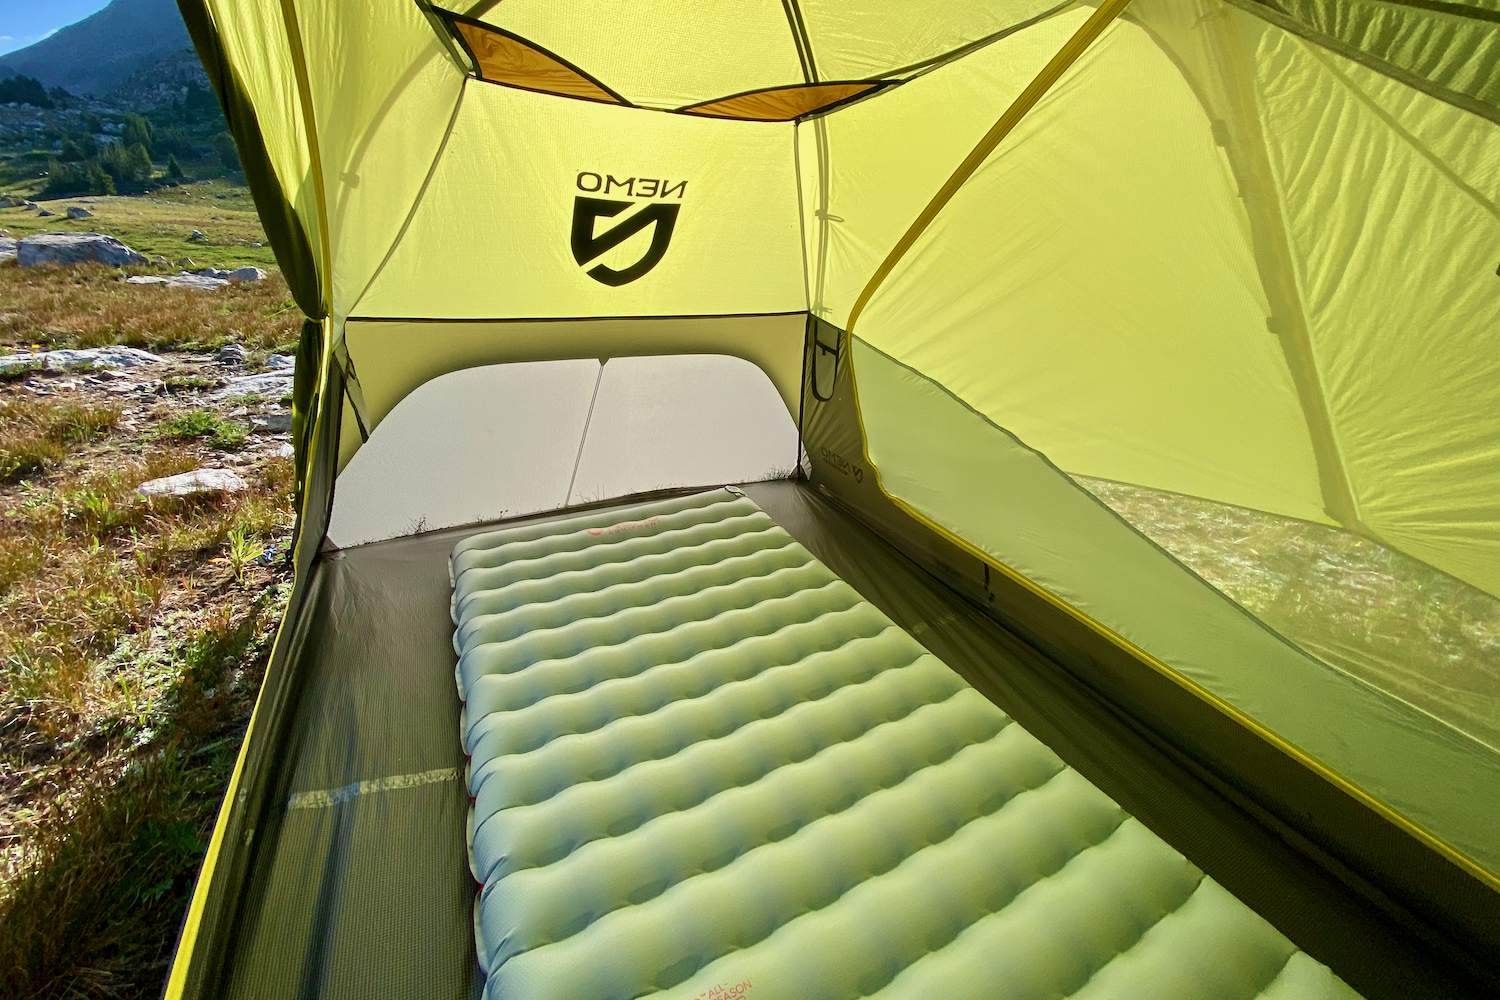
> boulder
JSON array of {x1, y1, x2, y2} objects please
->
[
  {"x1": 136, "y1": 468, "x2": 249, "y2": 499},
  {"x1": 251, "y1": 411, "x2": 293, "y2": 433},
  {"x1": 18, "y1": 233, "x2": 148, "y2": 268},
  {"x1": 265, "y1": 354, "x2": 295, "y2": 370},
  {"x1": 214, "y1": 372, "x2": 294, "y2": 400},
  {"x1": 0, "y1": 237, "x2": 15, "y2": 262},
  {"x1": 217, "y1": 343, "x2": 248, "y2": 364},
  {"x1": 126, "y1": 273, "x2": 228, "y2": 290},
  {"x1": 188, "y1": 230, "x2": 208, "y2": 243},
  {"x1": 66, "y1": 206, "x2": 92, "y2": 219},
  {"x1": 0, "y1": 346, "x2": 162, "y2": 374},
  {"x1": 36, "y1": 209, "x2": 54, "y2": 217},
  {"x1": 227, "y1": 266, "x2": 266, "y2": 283}
]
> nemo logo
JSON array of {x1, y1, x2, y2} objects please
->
[{"x1": 572, "y1": 172, "x2": 686, "y2": 286}]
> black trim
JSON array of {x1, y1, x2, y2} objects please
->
[{"x1": 427, "y1": 5, "x2": 634, "y2": 106}]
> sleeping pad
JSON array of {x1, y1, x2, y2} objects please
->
[{"x1": 450, "y1": 487, "x2": 1361, "y2": 1000}]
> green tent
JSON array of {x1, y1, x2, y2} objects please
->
[{"x1": 167, "y1": 0, "x2": 1500, "y2": 997}]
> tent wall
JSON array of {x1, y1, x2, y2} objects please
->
[
  {"x1": 798, "y1": 328, "x2": 1500, "y2": 972},
  {"x1": 350, "y1": 83, "x2": 806, "y2": 321}
]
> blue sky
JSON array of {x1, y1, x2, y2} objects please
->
[{"x1": 0, "y1": 0, "x2": 112, "y2": 58}]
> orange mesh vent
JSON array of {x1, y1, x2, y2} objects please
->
[
  {"x1": 680, "y1": 82, "x2": 881, "y2": 121},
  {"x1": 450, "y1": 19, "x2": 625, "y2": 105}
]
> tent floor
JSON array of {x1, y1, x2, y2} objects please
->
[{"x1": 219, "y1": 480, "x2": 1487, "y2": 1000}]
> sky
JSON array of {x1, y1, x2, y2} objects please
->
[{"x1": 0, "y1": 0, "x2": 112, "y2": 58}]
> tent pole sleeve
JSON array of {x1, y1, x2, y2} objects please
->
[{"x1": 843, "y1": 0, "x2": 1133, "y2": 337}]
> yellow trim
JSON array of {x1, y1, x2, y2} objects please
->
[
  {"x1": 844, "y1": 0, "x2": 1132, "y2": 335},
  {"x1": 832, "y1": 0, "x2": 1499, "y2": 895},
  {"x1": 162, "y1": 682, "x2": 264, "y2": 999}
]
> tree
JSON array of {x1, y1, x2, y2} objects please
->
[
  {"x1": 0, "y1": 75, "x2": 52, "y2": 109},
  {"x1": 41, "y1": 159, "x2": 114, "y2": 198},
  {"x1": 98, "y1": 141, "x2": 152, "y2": 190},
  {"x1": 166, "y1": 154, "x2": 185, "y2": 180},
  {"x1": 126, "y1": 143, "x2": 153, "y2": 181},
  {"x1": 121, "y1": 113, "x2": 154, "y2": 157},
  {"x1": 211, "y1": 131, "x2": 242, "y2": 175},
  {"x1": 58, "y1": 138, "x2": 85, "y2": 163}
]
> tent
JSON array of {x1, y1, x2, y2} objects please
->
[{"x1": 165, "y1": 0, "x2": 1500, "y2": 997}]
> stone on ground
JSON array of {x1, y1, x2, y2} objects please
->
[
  {"x1": 215, "y1": 372, "x2": 294, "y2": 400},
  {"x1": 0, "y1": 237, "x2": 14, "y2": 261},
  {"x1": 0, "y1": 346, "x2": 163, "y2": 374},
  {"x1": 136, "y1": 468, "x2": 249, "y2": 499},
  {"x1": 265, "y1": 354, "x2": 295, "y2": 370},
  {"x1": 251, "y1": 411, "x2": 293, "y2": 433},
  {"x1": 126, "y1": 273, "x2": 228, "y2": 290},
  {"x1": 66, "y1": 206, "x2": 93, "y2": 219},
  {"x1": 18, "y1": 233, "x2": 148, "y2": 268}
]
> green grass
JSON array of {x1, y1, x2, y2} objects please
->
[
  {"x1": 0, "y1": 181, "x2": 276, "y2": 272},
  {"x1": 154, "y1": 410, "x2": 248, "y2": 451},
  {"x1": 0, "y1": 398, "x2": 118, "y2": 481},
  {"x1": 0, "y1": 597, "x2": 280, "y2": 999}
]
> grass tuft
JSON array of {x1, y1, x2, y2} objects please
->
[
  {"x1": 153, "y1": 410, "x2": 247, "y2": 451},
  {"x1": 0, "y1": 398, "x2": 118, "y2": 481}
]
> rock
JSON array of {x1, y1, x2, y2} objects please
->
[
  {"x1": 18, "y1": 233, "x2": 148, "y2": 268},
  {"x1": 0, "y1": 237, "x2": 15, "y2": 262},
  {"x1": 126, "y1": 273, "x2": 228, "y2": 290},
  {"x1": 214, "y1": 372, "x2": 294, "y2": 400},
  {"x1": 0, "y1": 346, "x2": 162, "y2": 374},
  {"x1": 187, "y1": 230, "x2": 208, "y2": 243},
  {"x1": 264, "y1": 353, "x2": 295, "y2": 370},
  {"x1": 251, "y1": 411, "x2": 292, "y2": 433},
  {"x1": 36, "y1": 209, "x2": 54, "y2": 217},
  {"x1": 66, "y1": 206, "x2": 92, "y2": 219},
  {"x1": 217, "y1": 343, "x2": 248, "y2": 365},
  {"x1": 275, "y1": 442, "x2": 295, "y2": 458},
  {"x1": 136, "y1": 468, "x2": 249, "y2": 499},
  {"x1": 227, "y1": 266, "x2": 266, "y2": 283}
]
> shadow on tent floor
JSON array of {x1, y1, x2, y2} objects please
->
[{"x1": 217, "y1": 480, "x2": 1487, "y2": 1000}]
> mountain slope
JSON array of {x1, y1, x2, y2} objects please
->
[{"x1": 0, "y1": 0, "x2": 192, "y2": 98}]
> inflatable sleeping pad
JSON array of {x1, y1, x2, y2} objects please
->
[{"x1": 450, "y1": 488, "x2": 1361, "y2": 1000}]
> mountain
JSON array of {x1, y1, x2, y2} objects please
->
[{"x1": 0, "y1": 0, "x2": 193, "y2": 99}]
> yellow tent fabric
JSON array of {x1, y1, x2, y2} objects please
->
[{"x1": 169, "y1": 0, "x2": 1500, "y2": 993}]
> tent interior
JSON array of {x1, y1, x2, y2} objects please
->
[{"x1": 168, "y1": 0, "x2": 1500, "y2": 997}]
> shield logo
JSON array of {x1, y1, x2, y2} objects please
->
[{"x1": 571, "y1": 196, "x2": 680, "y2": 286}]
